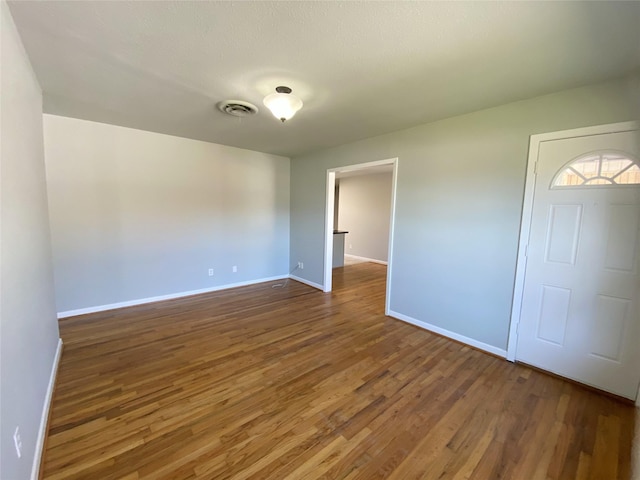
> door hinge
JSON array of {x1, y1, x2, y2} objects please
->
[
  {"x1": 533, "y1": 161, "x2": 538, "y2": 175},
  {"x1": 524, "y1": 244, "x2": 528, "y2": 257}
]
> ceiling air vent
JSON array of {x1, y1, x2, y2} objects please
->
[{"x1": 217, "y1": 100, "x2": 259, "y2": 117}]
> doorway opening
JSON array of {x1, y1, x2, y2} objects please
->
[{"x1": 323, "y1": 158, "x2": 398, "y2": 315}]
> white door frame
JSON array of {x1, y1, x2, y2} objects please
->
[
  {"x1": 507, "y1": 121, "x2": 640, "y2": 363},
  {"x1": 323, "y1": 158, "x2": 399, "y2": 315}
]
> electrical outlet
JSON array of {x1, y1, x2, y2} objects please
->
[
  {"x1": 208, "y1": 268, "x2": 214, "y2": 276},
  {"x1": 349, "y1": 244, "x2": 353, "y2": 249},
  {"x1": 297, "y1": 262, "x2": 304, "y2": 269},
  {"x1": 13, "y1": 426, "x2": 22, "y2": 458},
  {"x1": 232, "y1": 266, "x2": 237, "y2": 273}
]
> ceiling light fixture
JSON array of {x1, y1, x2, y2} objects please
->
[{"x1": 263, "y1": 86, "x2": 303, "y2": 123}]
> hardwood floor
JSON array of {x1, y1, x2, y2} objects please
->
[{"x1": 43, "y1": 263, "x2": 635, "y2": 479}]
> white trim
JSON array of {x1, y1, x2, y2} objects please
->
[
  {"x1": 344, "y1": 254, "x2": 388, "y2": 265},
  {"x1": 323, "y1": 171, "x2": 336, "y2": 292},
  {"x1": 323, "y1": 157, "x2": 399, "y2": 312},
  {"x1": 506, "y1": 131, "x2": 539, "y2": 361},
  {"x1": 57, "y1": 275, "x2": 288, "y2": 318},
  {"x1": 530, "y1": 121, "x2": 639, "y2": 143},
  {"x1": 507, "y1": 121, "x2": 640, "y2": 362},
  {"x1": 289, "y1": 274, "x2": 324, "y2": 291},
  {"x1": 388, "y1": 310, "x2": 507, "y2": 358},
  {"x1": 385, "y1": 160, "x2": 399, "y2": 316},
  {"x1": 31, "y1": 338, "x2": 63, "y2": 480}
]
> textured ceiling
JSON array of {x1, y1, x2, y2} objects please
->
[{"x1": 8, "y1": 1, "x2": 640, "y2": 157}]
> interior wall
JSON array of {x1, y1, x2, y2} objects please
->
[
  {"x1": 338, "y1": 172, "x2": 392, "y2": 262},
  {"x1": 43, "y1": 115, "x2": 290, "y2": 313},
  {"x1": 290, "y1": 74, "x2": 640, "y2": 352},
  {"x1": 0, "y1": 2, "x2": 61, "y2": 478}
]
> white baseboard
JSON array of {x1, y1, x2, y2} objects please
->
[
  {"x1": 633, "y1": 407, "x2": 639, "y2": 480},
  {"x1": 387, "y1": 310, "x2": 507, "y2": 358},
  {"x1": 31, "y1": 338, "x2": 63, "y2": 480},
  {"x1": 57, "y1": 275, "x2": 288, "y2": 318},
  {"x1": 344, "y1": 254, "x2": 388, "y2": 266},
  {"x1": 289, "y1": 274, "x2": 324, "y2": 291}
]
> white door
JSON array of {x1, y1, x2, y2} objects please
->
[{"x1": 516, "y1": 127, "x2": 640, "y2": 399}]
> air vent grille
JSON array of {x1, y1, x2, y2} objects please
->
[{"x1": 217, "y1": 100, "x2": 258, "y2": 117}]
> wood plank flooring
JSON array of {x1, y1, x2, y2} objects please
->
[{"x1": 43, "y1": 263, "x2": 635, "y2": 479}]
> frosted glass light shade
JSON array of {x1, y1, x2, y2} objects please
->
[{"x1": 263, "y1": 90, "x2": 303, "y2": 122}]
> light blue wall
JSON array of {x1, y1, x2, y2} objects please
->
[
  {"x1": 44, "y1": 115, "x2": 290, "y2": 313},
  {"x1": 1, "y1": 2, "x2": 61, "y2": 478},
  {"x1": 290, "y1": 75, "x2": 639, "y2": 351}
]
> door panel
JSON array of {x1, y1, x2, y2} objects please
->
[
  {"x1": 516, "y1": 129, "x2": 640, "y2": 399},
  {"x1": 544, "y1": 204, "x2": 582, "y2": 265},
  {"x1": 536, "y1": 285, "x2": 571, "y2": 346},
  {"x1": 604, "y1": 203, "x2": 639, "y2": 272},
  {"x1": 590, "y1": 295, "x2": 629, "y2": 362}
]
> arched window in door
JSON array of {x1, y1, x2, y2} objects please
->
[{"x1": 551, "y1": 151, "x2": 640, "y2": 188}]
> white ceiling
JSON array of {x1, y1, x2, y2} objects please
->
[{"x1": 8, "y1": 1, "x2": 640, "y2": 158}]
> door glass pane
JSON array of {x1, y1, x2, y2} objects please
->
[{"x1": 552, "y1": 152, "x2": 640, "y2": 188}]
